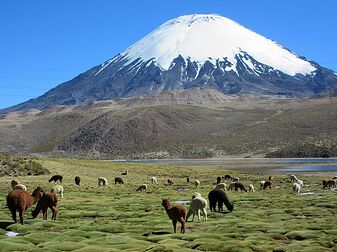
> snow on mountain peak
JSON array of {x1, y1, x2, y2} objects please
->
[{"x1": 121, "y1": 14, "x2": 315, "y2": 76}]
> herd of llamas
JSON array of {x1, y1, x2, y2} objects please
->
[{"x1": 4, "y1": 171, "x2": 337, "y2": 233}]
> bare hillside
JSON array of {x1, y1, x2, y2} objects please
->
[{"x1": 1, "y1": 95, "x2": 337, "y2": 159}]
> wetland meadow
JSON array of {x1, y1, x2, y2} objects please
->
[{"x1": 0, "y1": 158, "x2": 337, "y2": 251}]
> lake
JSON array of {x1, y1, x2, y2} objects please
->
[{"x1": 113, "y1": 158, "x2": 337, "y2": 173}]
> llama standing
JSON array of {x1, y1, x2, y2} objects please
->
[
  {"x1": 249, "y1": 184, "x2": 255, "y2": 193},
  {"x1": 7, "y1": 187, "x2": 44, "y2": 224},
  {"x1": 161, "y1": 199, "x2": 186, "y2": 233},
  {"x1": 292, "y1": 183, "x2": 301, "y2": 195}
]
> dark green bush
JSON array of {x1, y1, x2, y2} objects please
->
[{"x1": 0, "y1": 154, "x2": 50, "y2": 176}]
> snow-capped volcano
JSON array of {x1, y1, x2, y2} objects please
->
[
  {"x1": 119, "y1": 14, "x2": 315, "y2": 75},
  {"x1": 2, "y1": 14, "x2": 337, "y2": 112}
]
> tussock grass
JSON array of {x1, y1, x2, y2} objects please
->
[{"x1": 0, "y1": 158, "x2": 337, "y2": 251}]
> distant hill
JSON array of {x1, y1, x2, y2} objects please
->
[{"x1": 1, "y1": 92, "x2": 337, "y2": 159}]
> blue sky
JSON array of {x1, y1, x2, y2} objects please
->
[{"x1": 1, "y1": 0, "x2": 337, "y2": 109}]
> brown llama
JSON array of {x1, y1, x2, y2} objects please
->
[
  {"x1": 49, "y1": 175, "x2": 63, "y2": 183},
  {"x1": 167, "y1": 179, "x2": 174, "y2": 185},
  {"x1": 323, "y1": 180, "x2": 336, "y2": 189},
  {"x1": 161, "y1": 199, "x2": 186, "y2": 233},
  {"x1": 7, "y1": 187, "x2": 44, "y2": 224},
  {"x1": 32, "y1": 192, "x2": 58, "y2": 220},
  {"x1": 114, "y1": 177, "x2": 124, "y2": 184},
  {"x1": 233, "y1": 182, "x2": 247, "y2": 192},
  {"x1": 263, "y1": 181, "x2": 272, "y2": 189},
  {"x1": 74, "y1": 176, "x2": 81, "y2": 186}
]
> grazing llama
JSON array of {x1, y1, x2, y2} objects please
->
[
  {"x1": 208, "y1": 189, "x2": 234, "y2": 212},
  {"x1": 194, "y1": 180, "x2": 200, "y2": 188},
  {"x1": 186, "y1": 196, "x2": 207, "y2": 222},
  {"x1": 151, "y1": 177, "x2": 158, "y2": 184},
  {"x1": 249, "y1": 184, "x2": 255, "y2": 193},
  {"x1": 32, "y1": 192, "x2": 58, "y2": 220},
  {"x1": 98, "y1": 177, "x2": 108, "y2": 186},
  {"x1": 263, "y1": 181, "x2": 272, "y2": 189},
  {"x1": 74, "y1": 176, "x2": 81, "y2": 185},
  {"x1": 49, "y1": 175, "x2": 63, "y2": 183},
  {"x1": 136, "y1": 184, "x2": 148, "y2": 192}
]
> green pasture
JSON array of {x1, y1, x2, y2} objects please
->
[{"x1": 0, "y1": 158, "x2": 337, "y2": 251}]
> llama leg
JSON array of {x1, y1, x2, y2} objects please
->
[
  {"x1": 10, "y1": 209, "x2": 17, "y2": 223},
  {"x1": 180, "y1": 218, "x2": 185, "y2": 233},
  {"x1": 43, "y1": 206, "x2": 48, "y2": 220},
  {"x1": 202, "y1": 208, "x2": 207, "y2": 221},
  {"x1": 172, "y1": 220, "x2": 177, "y2": 233},
  {"x1": 52, "y1": 207, "x2": 58, "y2": 221},
  {"x1": 197, "y1": 209, "x2": 201, "y2": 221},
  {"x1": 19, "y1": 210, "x2": 24, "y2": 224}
]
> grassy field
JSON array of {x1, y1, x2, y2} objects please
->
[{"x1": 0, "y1": 158, "x2": 337, "y2": 251}]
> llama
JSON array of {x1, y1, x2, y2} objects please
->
[
  {"x1": 229, "y1": 182, "x2": 247, "y2": 192},
  {"x1": 32, "y1": 192, "x2": 58, "y2": 220},
  {"x1": 7, "y1": 186, "x2": 44, "y2": 224},
  {"x1": 13, "y1": 184, "x2": 27, "y2": 191},
  {"x1": 74, "y1": 176, "x2": 81, "y2": 186},
  {"x1": 98, "y1": 177, "x2": 108, "y2": 186},
  {"x1": 215, "y1": 183, "x2": 227, "y2": 191},
  {"x1": 208, "y1": 189, "x2": 234, "y2": 212},
  {"x1": 263, "y1": 181, "x2": 272, "y2": 189},
  {"x1": 151, "y1": 176, "x2": 158, "y2": 184},
  {"x1": 260, "y1": 180, "x2": 266, "y2": 189},
  {"x1": 136, "y1": 184, "x2": 148, "y2": 192},
  {"x1": 323, "y1": 180, "x2": 336, "y2": 189},
  {"x1": 186, "y1": 196, "x2": 208, "y2": 222},
  {"x1": 234, "y1": 182, "x2": 247, "y2": 192},
  {"x1": 167, "y1": 179, "x2": 174, "y2": 185},
  {"x1": 49, "y1": 175, "x2": 63, "y2": 183},
  {"x1": 121, "y1": 171, "x2": 128, "y2": 175},
  {"x1": 249, "y1": 184, "x2": 255, "y2": 193},
  {"x1": 161, "y1": 199, "x2": 187, "y2": 233},
  {"x1": 11, "y1": 179, "x2": 19, "y2": 189},
  {"x1": 186, "y1": 177, "x2": 190, "y2": 183},
  {"x1": 216, "y1": 176, "x2": 222, "y2": 184},
  {"x1": 293, "y1": 183, "x2": 301, "y2": 195},
  {"x1": 194, "y1": 180, "x2": 200, "y2": 188},
  {"x1": 224, "y1": 175, "x2": 232, "y2": 180},
  {"x1": 51, "y1": 185, "x2": 64, "y2": 198},
  {"x1": 114, "y1": 177, "x2": 124, "y2": 184}
]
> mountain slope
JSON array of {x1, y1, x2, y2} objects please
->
[{"x1": 1, "y1": 14, "x2": 337, "y2": 114}]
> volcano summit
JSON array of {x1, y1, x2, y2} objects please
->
[{"x1": 3, "y1": 14, "x2": 337, "y2": 112}]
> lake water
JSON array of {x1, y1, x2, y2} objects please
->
[{"x1": 113, "y1": 158, "x2": 337, "y2": 173}]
